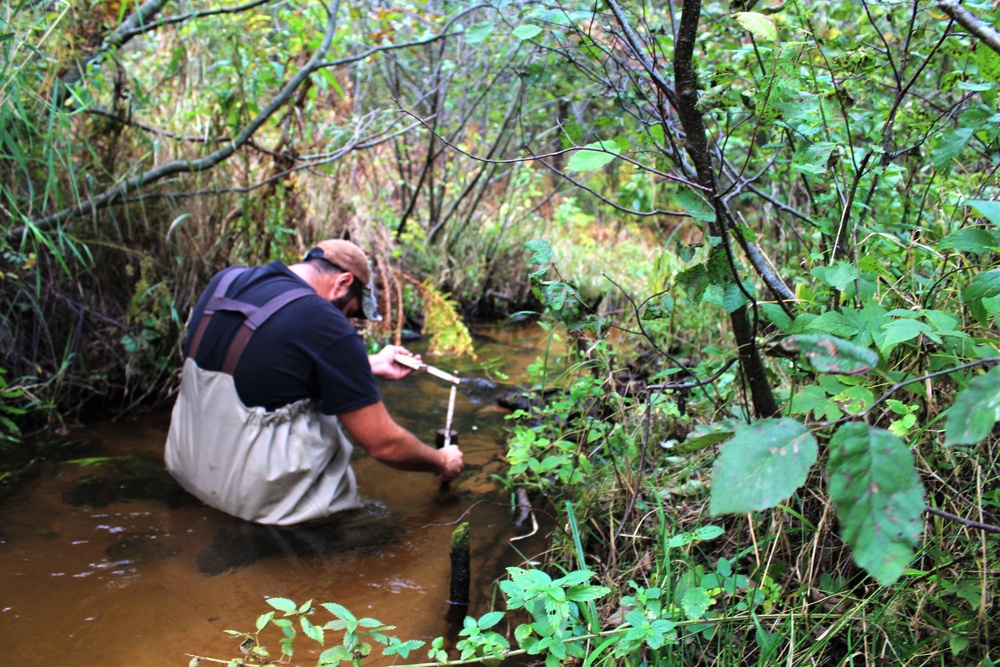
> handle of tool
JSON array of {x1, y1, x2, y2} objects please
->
[
  {"x1": 444, "y1": 383, "x2": 457, "y2": 448},
  {"x1": 394, "y1": 353, "x2": 461, "y2": 385}
]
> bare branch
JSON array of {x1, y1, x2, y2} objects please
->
[
  {"x1": 926, "y1": 507, "x2": 1000, "y2": 535},
  {"x1": 938, "y1": 0, "x2": 1000, "y2": 55},
  {"x1": 118, "y1": 0, "x2": 278, "y2": 41}
]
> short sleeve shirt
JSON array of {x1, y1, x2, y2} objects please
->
[{"x1": 183, "y1": 261, "x2": 380, "y2": 415}]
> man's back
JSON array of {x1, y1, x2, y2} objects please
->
[{"x1": 184, "y1": 261, "x2": 379, "y2": 414}]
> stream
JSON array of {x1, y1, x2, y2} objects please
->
[{"x1": 0, "y1": 322, "x2": 555, "y2": 666}]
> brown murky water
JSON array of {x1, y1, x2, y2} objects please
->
[{"x1": 0, "y1": 323, "x2": 557, "y2": 666}]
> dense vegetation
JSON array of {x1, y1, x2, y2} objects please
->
[{"x1": 2, "y1": 0, "x2": 999, "y2": 664}]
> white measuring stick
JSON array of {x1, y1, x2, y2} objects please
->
[
  {"x1": 394, "y1": 353, "x2": 461, "y2": 385},
  {"x1": 444, "y1": 382, "x2": 457, "y2": 448}
]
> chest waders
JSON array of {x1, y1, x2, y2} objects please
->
[{"x1": 165, "y1": 267, "x2": 362, "y2": 525}]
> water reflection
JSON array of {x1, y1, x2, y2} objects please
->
[{"x1": 0, "y1": 322, "x2": 553, "y2": 666}]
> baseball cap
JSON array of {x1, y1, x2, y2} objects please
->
[{"x1": 304, "y1": 239, "x2": 382, "y2": 321}]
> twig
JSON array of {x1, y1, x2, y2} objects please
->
[{"x1": 925, "y1": 507, "x2": 1000, "y2": 534}]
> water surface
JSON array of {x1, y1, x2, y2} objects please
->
[{"x1": 0, "y1": 323, "x2": 553, "y2": 665}]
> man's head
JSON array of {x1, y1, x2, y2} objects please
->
[{"x1": 303, "y1": 240, "x2": 382, "y2": 321}]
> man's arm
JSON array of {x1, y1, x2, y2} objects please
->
[{"x1": 338, "y1": 400, "x2": 463, "y2": 481}]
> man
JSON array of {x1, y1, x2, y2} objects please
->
[{"x1": 165, "y1": 239, "x2": 463, "y2": 525}]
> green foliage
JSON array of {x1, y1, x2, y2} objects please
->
[
  {"x1": 709, "y1": 418, "x2": 818, "y2": 515},
  {"x1": 827, "y1": 424, "x2": 926, "y2": 585}
]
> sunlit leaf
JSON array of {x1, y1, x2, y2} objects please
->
[
  {"x1": 566, "y1": 140, "x2": 620, "y2": 171},
  {"x1": 827, "y1": 423, "x2": 925, "y2": 585},
  {"x1": 266, "y1": 597, "x2": 297, "y2": 613},
  {"x1": 732, "y1": 12, "x2": 777, "y2": 41},
  {"x1": 944, "y1": 365, "x2": 1000, "y2": 445},
  {"x1": 681, "y1": 587, "x2": 713, "y2": 620},
  {"x1": 512, "y1": 24, "x2": 542, "y2": 41},
  {"x1": 710, "y1": 418, "x2": 817, "y2": 515},
  {"x1": 967, "y1": 199, "x2": 1000, "y2": 228},
  {"x1": 464, "y1": 22, "x2": 493, "y2": 44},
  {"x1": 780, "y1": 333, "x2": 879, "y2": 375}
]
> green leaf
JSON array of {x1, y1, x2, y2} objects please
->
[
  {"x1": 732, "y1": 11, "x2": 777, "y2": 41},
  {"x1": 681, "y1": 587, "x2": 713, "y2": 620},
  {"x1": 319, "y1": 645, "x2": 351, "y2": 665},
  {"x1": 760, "y1": 302, "x2": 793, "y2": 330},
  {"x1": 266, "y1": 597, "x2": 297, "y2": 613},
  {"x1": 512, "y1": 24, "x2": 542, "y2": 41},
  {"x1": 524, "y1": 239, "x2": 553, "y2": 265},
  {"x1": 780, "y1": 333, "x2": 879, "y2": 375},
  {"x1": 974, "y1": 43, "x2": 1000, "y2": 84},
  {"x1": 932, "y1": 127, "x2": 974, "y2": 170},
  {"x1": 566, "y1": 141, "x2": 620, "y2": 171},
  {"x1": 944, "y1": 365, "x2": 1000, "y2": 445},
  {"x1": 827, "y1": 423, "x2": 925, "y2": 586},
  {"x1": 709, "y1": 418, "x2": 818, "y2": 515},
  {"x1": 675, "y1": 189, "x2": 715, "y2": 222},
  {"x1": 964, "y1": 269, "x2": 1000, "y2": 301},
  {"x1": 694, "y1": 525, "x2": 725, "y2": 541},
  {"x1": 878, "y1": 319, "x2": 934, "y2": 357},
  {"x1": 938, "y1": 228, "x2": 1000, "y2": 252},
  {"x1": 464, "y1": 22, "x2": 493, "y2": 44},
  {"x1": 477, "y1": 611, "x2": 505, "y2": 629},
  {"x1": 811, "y1": 261, "x2": 859, "y2": 291},
  {"x1": 967, "y1": 199, "x2": 1000, "y2": 228},
  {"x1": 681, "y1": 421, "x2": 735, "y2": 451}
]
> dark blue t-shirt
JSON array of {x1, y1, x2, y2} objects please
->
[{"x1": 183, "y1": 261, "x2": 380, "y2": 415}]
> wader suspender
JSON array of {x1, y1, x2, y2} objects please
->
[{"x1": 187, "y1": 266, "x2": 315, "y2": 374}]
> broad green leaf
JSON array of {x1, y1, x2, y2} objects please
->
[
  {"x1": 464, "y1": 22, "x2": 493, "y2": 44},
  {"x1": 723, "y1": 281, "x2": 753, "y2": 313},
  {"x1": 789, "y1": 384, "x2": 829, "y2": 418},
  {"x1": 566, "y1": 141, "x2": 620, "y2": 171},
  {"x1": 944, "y1": 365, "x2": 1000, "y2": 445},
  {"x1": 524, "y1": 239, "x2": 553, "y2": 265},
  {"x1": 938, "y1": 228, "x2": 1000, "y2": 252},
  {"x1": 792, "y1": 141, "x2": 839, "y2": 175},
  {"x1": 675, "y1": 189, "x2": 715, "y2": 222},
  {"x1": 681, "y1": 587, "x2": 713, "y2": 620},
  {"x1": 680, "y1": 421, "x2": 734, "y2": 451},
  {"x1": 932, "y1": 127, "x2": 974, "y2": 170},
  {"x1": 760, "y1": 302, "x2": 792, "y2": 330},
  {"x1": 807, "y1": 311, "x2": 860, "y2": 338},
  {"x1": 780, "y1": 333, "x2": 879, "y2": 375},
  {"x1": 878, "y1": 319, "x2": 934, "y2": 356},
  {"x1": 732, "y1": 12, "x2": 777, "y2": 41},
  {"x1": 811, "y1": 261, "x2": 858, "y2": 291},
  {"x1": 964, "y1": 269, "x2": 1000, "y2": 301},
  {"x1": 266, "y1": 597, "x2": 297, "y2": 613},
  {"x1": 710, "y1": 418, "x2": 818, "y2": 515},
  {"x1": 827, "y1": 423, "x2": 925, "y2": 585},
  {"x1": 967, "y1": 199, "x2": 1000, "y2": 228},
  {"x1": 478, "y1": 611, "x2": 505, "y2": 629},
  {"x1": 512, "y1": 24, "x2": 542, "y2": 41}
]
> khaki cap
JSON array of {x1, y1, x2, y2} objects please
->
[{"x1": 304, "y1": 240, "x2": 381, "y2": 320}]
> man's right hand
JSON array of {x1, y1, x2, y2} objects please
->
[{"x1": 437, "y1": 444, "x2": 464, "y2": 482}]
